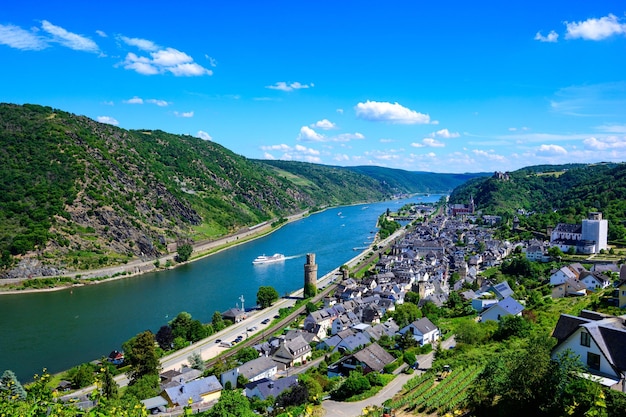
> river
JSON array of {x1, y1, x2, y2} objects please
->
[{"x1": 0, "y1": 195, "x2": 441, "y2": 382}]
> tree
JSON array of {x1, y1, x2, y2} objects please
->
[
  {"x1": 122, "y1": 330, "x2": 160, "y2": 384},
  {"x1": 398, "y1": 330, "x2": 418, "y2": 350},
  {"x1": 176, "y1": 243, "x2": 193, "y2": 262},
  {"x1": 205, "y1": 389, "x2": 256, "y2": 417},
  {"x1": 548, "y1": 246, "x2": 564, "y2": 259},
  {"x1": 211, "y1": 311, "x2": 225, "y2": 332},
  {"x1": 257, "y1": 286, "x2": 279, "y2": 309},
  {"x1": 122, "y1": 374, "x2": 160, "y2": 402},
  {"x1": 276, "y1": 383, "x2": 309, "y2": 408},
  {"x1": 170, "y1": 312, "x2": 193, "y2": 340},
  {"x1": 391, "y1": 302, "x2": 421, "y2": 328},
  {"x1": 188, "y1": 352, "x2": 205, "y2": 371},
  {"x1": 156, "y1": 325, "x2": 174, "y2": 350},
  {"x1": 99, "y1": 366, "x2": 118, "y2": 400},
  {"x1": 72, "y1": 364, "x2": 95, "y2": 388},
  {"x1": 493, "y1": 315, "x2": 532, "y2": 341},
  {"x1": 332, "y1": 371, "x2": 371, "y2": 400},
  {"x1": 0, "y1": 370, "x2": 26, "y2": 401},
  {"x1": 236, "y1": 347, "x2": 260, "y2": 364}
]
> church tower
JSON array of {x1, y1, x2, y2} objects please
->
[{"x1": 304, "y1": 253, "x2": 318, "y2": 298}]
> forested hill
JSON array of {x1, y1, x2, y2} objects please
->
[
  {"x1": 449, "y1": 163, "x2": 626, "y2": 242},
  {"x1": 260, "y1": 161, "x2": 489, "y2": 196},
  {"x1": 0, "y1": 103, "x2": 474, "y2": 277}
]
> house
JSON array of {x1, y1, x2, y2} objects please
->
[
  {"x1": 160, "y1": 367, "x2": 203, "y2": 389},
  {"x1": 221, "y1": 307, "x2": 246, "y2": 323},
  {"x1": 331, "y1": 311, "x2": 361, "y2": 335},
  {"x1": 471, "y1": 298, "x2": 498, "y2": 312},
  {"x1": 551, "y1": 310, "x2": 626, "y2": 392},
  {"x1": 334, "y1": 331, "x2": 371, "y2": 353},
  {"x1": 480, "y1": 296, "x2": 524, "y2": 322},
  {"x1": 489, "y1": 281, "x2": 514, "y2": 300},
  {"x1": 244, "y1": 376, "x2": 299, "y2": 401},
  {"x1": 107, "y1": 350, "x2": 124, "y2": 366},
  {"x1": 550, "y1": 265, "x2": 582, "y2": 286},
  {"x1": 551, "y1": 278, "x2": 587, "y2": 299},
  {"x1": 161, "y1": 375, "x2": 223, "y2": 407},
  {"x1": 525, "y1": 241, "x2": 549, "y2": 262},
  {"x1": 220, "y1": 356, "x2": 277, "y2": 388},
  {"x1": 141, "y1": 396, "x2": 168, "y2": 414},
  {"x1": 303, "y1": 308, "x2": 336, "y2": 338},
  {"x1": 579, "y1": 271, "x2": 611, "y2": 292},
  {"x1": 332, "y1": 342, "x2": 396, "y2": 376},
  {"x1": 272, "y1": 336, "x2": 312, "y2": 369},
  {"x1": 399, "y1": 317, "x2": 440, "y2": 346}
]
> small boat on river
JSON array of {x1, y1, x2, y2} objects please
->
[{"x1": 252, "y1": 253, "x2": 286, "y2": 265}]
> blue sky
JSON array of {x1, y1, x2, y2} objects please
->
[{"x1": 1, "y1": 1, "x2": 626, "y2": 173}]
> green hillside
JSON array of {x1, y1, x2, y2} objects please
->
[
  {"x1": 449, "y1": 163, "x2": 626, "y2": 242},
  {"x1": 0, "y1": 103, "x2": 477, "y2": 276}
]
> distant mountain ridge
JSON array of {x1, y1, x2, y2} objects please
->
[{"x1": 0, "y1": 103, "x2": 480, "y2": 277}]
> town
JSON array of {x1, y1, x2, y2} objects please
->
[{"x1": 35, "y1": 199, "x2": 625, "y2": 417}]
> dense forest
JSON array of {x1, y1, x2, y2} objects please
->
[
  {"x1": 449, "y1": 163, "x2": 626, "y2": 243},
  {"x1": 0, "y1": 103, "x2": 481, "y2": 276}
]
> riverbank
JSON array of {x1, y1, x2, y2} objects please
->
[{"x1": 0, "y1": 210, "x2": 311, "y2": 295}]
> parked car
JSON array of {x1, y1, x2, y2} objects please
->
[
  {"x1": 261, "y1": 318, "x2": 270, "y2": 324},
  {"x1": 215, "y1": 339, "x2": 222, "y2": 343}
]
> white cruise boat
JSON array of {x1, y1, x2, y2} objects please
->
[{"x1": 252, "y1": 253, "x2": 285, "y2": 265}]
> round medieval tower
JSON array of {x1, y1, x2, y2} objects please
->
[{"x1": 304, "y1": 253, "x2": 318, "y2": 298}]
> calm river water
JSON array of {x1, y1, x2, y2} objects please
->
[{"x1": 1, "y1": 195, "x2": 441, "y2": 381}]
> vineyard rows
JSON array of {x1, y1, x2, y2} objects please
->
[{"x1": 387, "y1": 365, "x2": 483, "y2": 415}]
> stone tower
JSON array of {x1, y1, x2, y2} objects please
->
[{"x1": 304, "y1": 253, "x2": 318, "y2": 298}]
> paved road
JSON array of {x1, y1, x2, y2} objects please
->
[{"x1": 322, "y1": 337, "x2": 456, "y2": 417}]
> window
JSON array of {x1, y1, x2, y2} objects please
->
[
  {"x1": 587, "y1": 352, "x2": 601, "y2": 370},
  {"x1": 580, "y1": 331, "x2": 591, "y2": 347}
]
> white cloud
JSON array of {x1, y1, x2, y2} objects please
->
[
  {"x1": 596, "y1": 124, "x2": 626, "y2": 134},
  {"x1": 433, "y1": 128, "x2": 460, "y2": 138},
  {"x1": 380, "y1": 138, "x2": 394, "y2": 143},
  {"x1": 261, "y1": 143, "x2": 321, "y2": 163},
  {"x1": 96, "y1": 30, "x2": 107, "y2": 38},
  {"x1": 41, "y1": 20, "x2": 99, "y2": 52},
  {"x1": 565, "y1": 14, "x2": 626, "y2": 41},
  {"x1": 0, "y1": 23, "x2": 47, "y2": 50},
  {"x1": 120, "y1": 36, "x2": 159, "y2": 51},
  {"x1": 534, "y1": 30, "x2": 559, "y2": 42},
  {"x1": 266, "y1": 81, "x2": 314, "y2": 92},
  {"x1": 311, "y1": 119, "x2": 336, "y2": 130},
  {"x1": 335, "y1": 132, "x2": 365, "y2": 142},
  {"x1": 583, "y1": 136, "x2": 626, "y2": 150},
  {"x1": 411, "y1": 138, "x2": 445, "y2": 148},
  {"x1": 355, "y1": 100, "x2": 431, "y2": 124},
  {"x1": 333, "y1": 154, "x2": 350, "y2": 162},
  {"x1": 205, "y1": 55, "x2": 217, "y2": 67},
  {"x1": 536, "y1": 144, "x2": 568, "y2": 156},
  {"x1": 175, "y1": 111, "x2": 194, "y2": 118},
  {"x1": 146, "y1": 99, "x2": 169, "y2": 107},
  {"x1": 336, "y1": 108, "x2": 344, "y2": 114},
  {"x1": 197, "y1": 131, "x2": 212, "y2": 140},
  {"x1": 124, "y1": 96, "x2": 144, "y2": 104},
  {"x1": 297, "y1": 126, "x2": 325, "y2": 142},
  {"x1": 472, "y1": 149, "x2": 506, "y2": 161},
  {"x1": 97, "y1": 116, "x2": 119, "y2": 125},
  {"x1": 120, "y1": 36, "x2": 212, "y2": 76}
]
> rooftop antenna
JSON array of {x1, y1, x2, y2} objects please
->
[{"x1": 239, "y1": 295, "x2": 245, "y2": 312}]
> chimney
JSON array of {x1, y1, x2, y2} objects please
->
[{"x1": 268, "y1": 382, "x2": 274, "y2": 389}]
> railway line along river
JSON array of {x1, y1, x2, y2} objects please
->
[{"x1": 1, "y1": 195, "x2": 441, "y2": 382}]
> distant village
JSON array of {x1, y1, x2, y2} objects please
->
[{"x1": 80, "y1": 199, "x2": 626, "y2": 414}]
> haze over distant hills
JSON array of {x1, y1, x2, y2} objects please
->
[{"x1": 0, "y1": 103, "x2": 489, "y2": 277}]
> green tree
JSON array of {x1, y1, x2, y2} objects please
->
[
  {"x1": 188, "y1": 352, "x2": 205, "y2": 371},
  {"x1": 236, "y1": 347, "x2": 260, "y2": 364},
  {"x1": 257, "y1": 286, "x2": 279, "y2": 309},
  {"x1": 71, "y1": 364, "x2": 94, "y2": 389},
  {"x1": 211, "y1": 311, "x2": 225, "y2": 332},
  {"x1": 122, "y1": 330, "x2": 160, "y2": 384},
  {"x1": 170, "y1": 312, "x2": 193, "y2": 340},
  {"x1": 332, "y1": 371, "x2": 371, "y2": 400},
  {"x1": 391, "y1": 302, "x2": 421, "y2": 328},
  {"x1": 156, "y1": 325, "x2": 174, "y2": 350},
  {"x1": 0, "y1": 370, "x2": 26, "y2": 401},
  {"x1": 99, "y1": 366, "x2": 118, "y2": 400},
  {"x1": 122, "y1": 374, "x2": 160, "y2": 402},
  {"x1": 176, "y1": 243, "x2": 193, "y2": 262},
  {"x1": 493, "y1": 315, "x2": 532, "y2": 341},
  {"x1": 205, "y1": 389, "x2": 256, "y2": 417}
]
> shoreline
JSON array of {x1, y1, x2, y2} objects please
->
[{"x1": 0, "y1": 210, "x2": 312, "y2": 296}]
